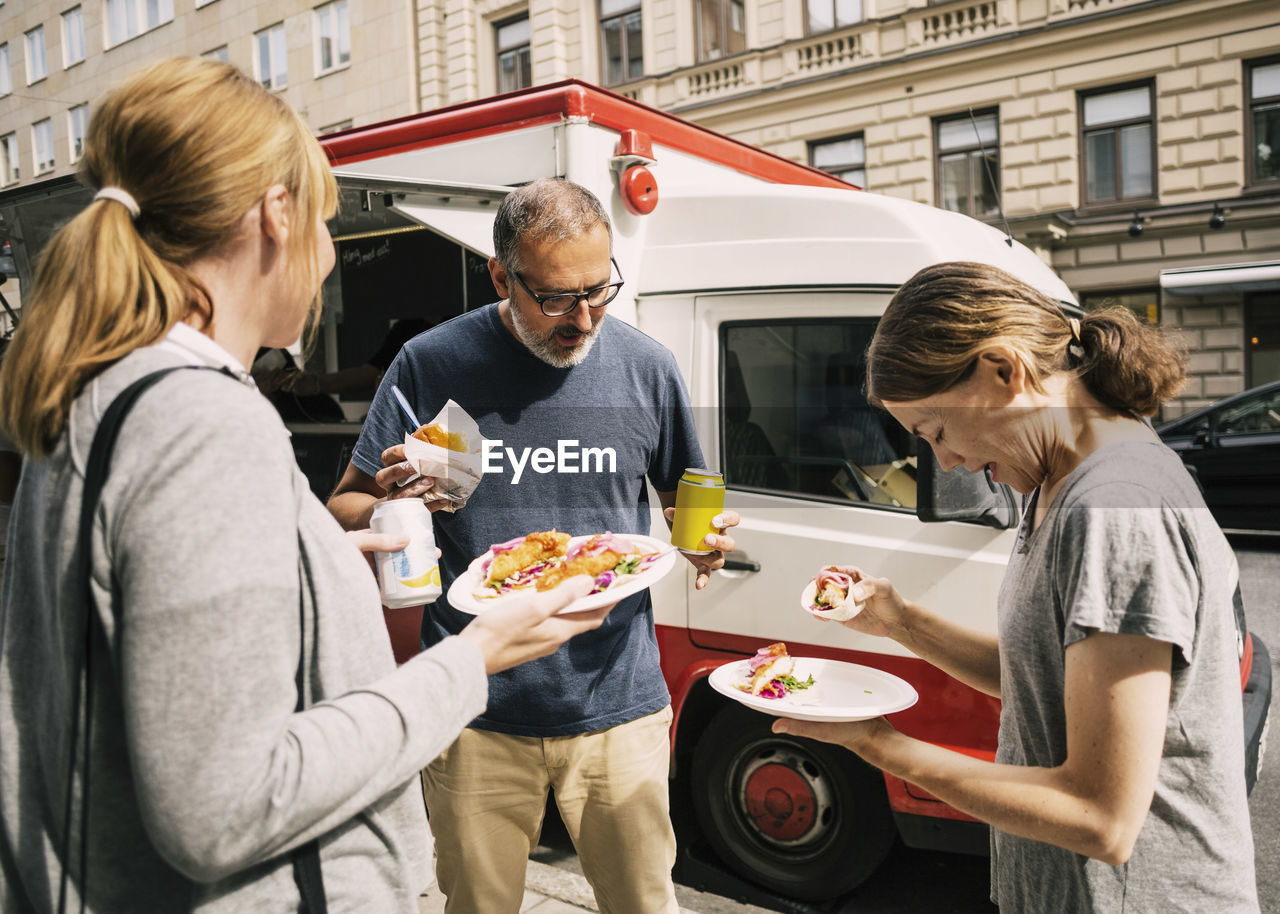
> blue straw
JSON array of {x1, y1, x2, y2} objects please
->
[{"x1": 391, "y1": 385, "x2": 422, "y2": 432}]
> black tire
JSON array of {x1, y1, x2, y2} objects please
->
[{"x1": 689, "y1": 702, "x2": 896, "y2": 902}]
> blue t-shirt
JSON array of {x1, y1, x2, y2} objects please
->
[{"x1": 351, "y1": 304, "x2": 705, "y2": 736}]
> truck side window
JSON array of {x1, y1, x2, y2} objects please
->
[{"x1": 721, "y1": 320, "x2": 917, "y2": 507}]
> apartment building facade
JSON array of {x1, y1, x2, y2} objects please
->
[
  {"x1": 416, "y1": 0, "x2": 1279, "y2": 416},
  {"x1": 1, "y1": 0, "x2": 1277, "y2": 415}
]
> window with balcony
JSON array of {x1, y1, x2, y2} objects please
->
[
  {"x1": 495, "y1": 15, "x2": 531, "y2": 93},
  {"x1": 806, "y1": 0, "x2": 861, "y2": 34},
  {"x1": 809, "y1": 134, "x2": 865, "y2": 186},
  {"x1": 25, "y1": 26, "x2": 47, "y2": 84},
  {"x1": 0, "y1": 133, "x2": 18, "y2": 185},
  {"x1": 62, "y1": 7, "x2": 86, "y2": 67},
  {"x1": 315, "y1": 0, "x2": 350, "y2": 74},
  {"x1": 69, "y1": 103, "x2": 89, "y2": 162},
  {"x1": 600, "y1": 0, "x2": 642, "y2": 86},
  {"x1": 105, "y1": 0, "x2": 174, "y2": 47},
  {"x1": 33, "y1": 119, "x2": 54, "y2": 174},
  {"x1": 695, "y1": 0, "x2": 745, "y2": 62},
  {"x1": 935, "y1": 110, "x2": 1000, "y2": 219},
  {"x1": 1247, "y1": 57, "x2": 1280, "y2": 189},
  {"x1": 0, "y1": 44, "x2": 10, "y2": 97},
  {"x1": 255, "y1": 23, "x2": 288, "y2": 89},
  {"x1": 1080, "y1": 83, "x2": 1154, "y2": 206}
]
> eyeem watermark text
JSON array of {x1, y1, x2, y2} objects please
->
[{"x1": 483, "y1": 439, "x2": 618, "y2": 484}]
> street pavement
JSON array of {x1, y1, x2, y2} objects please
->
[{"x1": 417, "y1": 856, "x2": 775, "y2": 914}]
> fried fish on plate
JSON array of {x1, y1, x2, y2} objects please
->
[
  {"x1": 536, "y1": 532, "x2": 635, "y2": 591},
  {"x1": 484, "y1": 530, "x2": 571, "y2": 588}
]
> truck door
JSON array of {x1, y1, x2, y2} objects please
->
[{"x1": 687, "y1": 291, "x2": 1016, "y2": 658}]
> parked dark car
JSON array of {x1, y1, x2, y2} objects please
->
[{"x1": 1158, "y1": 379, "x2": 1280, "y2": 532}]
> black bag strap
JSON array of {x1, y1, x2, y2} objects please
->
[{"x1": 58, "y1": 365, "x2": 326, "y2": 914}]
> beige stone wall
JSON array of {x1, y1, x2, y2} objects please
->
[{"x1": 0, "y1": 0, "x2": 416, "y2": 189}]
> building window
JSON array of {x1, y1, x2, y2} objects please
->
[
  {"x1": 68, "y1": 103, "x2": 89, "y2": 162},
  {"x1": 495, "y1": 16, "x2": 531, "y2": 93},
  {"x1": 1245, "y1": 291, "x2": 1280, "y2": 386},
  {"x1": 1079, "y1": 287, "x2": 1159, "y2": 326},
  {"x1": 204, "y1": 45, "x2": 230, "y2": 62},
  {"x1": 0, "y1": 133, "x2": 18, "y2": 185},
  {"x1": 600, "y1": 0, "x2": 642, "y2": 87},
  {"x1": 1080, "y1": 83, "x2": 1155, "y2": 205},
  {"x1": 315, "y1": 0, "x2": 350, "y2": 74},
  {"x1": 25, "y1": 26, "x2": 47, "y2": 84},
  {"x1": 255, "y1": 23, "x2": 288, "y2": 89},
  {"x1": 33, "y1": 119, "x2": 54, "y2": 174},
  {"x1": 62, "y1": 7, "x2": 86, "y2": 67},
  {"x1": 105, "y1": 0, "x2": 174, "y2": 47},
  {"x1": 0, "y1": 44, "x2": 10, "y2": 97},
  {"x1": 935, "y1": 110, "x2": 999, "y2": 219},
  {"x1": 806, "y1": 0, "x2": 861, "y2": 34},
  {"x1": 809, "y1": 134, "x2": 865, "y2": 186},
  {"x1": 320, "y1": 119, "x2": 353, "y2": 135},
  {"x1": 695, "y1": 0, "x2": 745, "y2": 62},
  {"x1": 1247, "y1": 58, "x2": 1280, "y2": 188}
]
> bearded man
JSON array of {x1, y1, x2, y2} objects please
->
[{"x1": 328, "y1": 178, "x2": 738, "y2": 914}]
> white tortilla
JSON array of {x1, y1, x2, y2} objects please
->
[{"x1": 799, "y1": 578, "x2": 864, "y2": 622}]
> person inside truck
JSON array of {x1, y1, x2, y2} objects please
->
[
  {"x1": 0, "y1": 57, "x2": 611, "y2": 913},
  {"x1": 254, "y1": 316, "x2": 433, "y2": 406},
  {"x1": 775, "y1": 261, "x2": 1258, "y2": 912},
  {"x1": 327, "y1": 177, "x2": 740, "y2": 914}
]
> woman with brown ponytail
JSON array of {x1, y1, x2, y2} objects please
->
[
  {"x1": 0, "y1": 58, "x2": 608, "y2": 912},
  {"x1": 778, "y1": 262, "x2": 1258, "y2": 912}
]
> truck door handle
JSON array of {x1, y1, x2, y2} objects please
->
[{"x1": 721, "y1": 558, "x2": 761, "y2": 573}]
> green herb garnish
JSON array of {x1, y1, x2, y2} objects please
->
[
  {"x1": 615, "y1": 555, "x2": 644, "y2": 575},
  {"x1": 774, "y1": 674, "x2": 815, "y2": 692}
]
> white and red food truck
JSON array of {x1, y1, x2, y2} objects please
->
[{"x1": 0, "y1": 79, "x2": 1267, "y2": 907}]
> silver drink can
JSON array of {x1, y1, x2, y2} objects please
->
[{"x1": 371, "y1": 499, "x2": 442, "y2": 608}]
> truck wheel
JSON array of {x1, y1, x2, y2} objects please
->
[{"x1": 690, "y1": 703, "x2": 895, "y2": 902}]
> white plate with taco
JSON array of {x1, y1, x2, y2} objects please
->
[
  {"x1": 708, "y1": 644, "x2": 917, "y2": 722},
  {"x1": 446, "y1": 531, "x2": 679, "y2": 615}
]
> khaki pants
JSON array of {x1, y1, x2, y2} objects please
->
[{"x1": 423, "y1": 706, "x2": 678, "y2": 914}]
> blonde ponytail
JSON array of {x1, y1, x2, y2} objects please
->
[{"x1": 0, "y1": 57, "x2": 336, "y2": 457}]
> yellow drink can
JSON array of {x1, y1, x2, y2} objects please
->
[{"x1": 670, "y1": 468, "x2": 725, "y2": 554}]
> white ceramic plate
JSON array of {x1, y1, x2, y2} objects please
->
[
  {"x1": 446, "y1": 533, "x2": 679, "y2": 616},
  {"x1": 800, "y1": 579, "x2": 864, "y2": 622},
  {"x1": 708, "y1": 657, "x2": 918, "y2": 722}
]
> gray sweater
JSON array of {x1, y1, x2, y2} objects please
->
[{"x1": 0, "y1": 340, "x2": 488, "y2": 912}]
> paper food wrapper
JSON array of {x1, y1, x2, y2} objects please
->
[{"x1": 401, "y1": 399, "x2": 484, "y2": 512}]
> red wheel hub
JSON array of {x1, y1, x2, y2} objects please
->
[{"x1": 743, "y1": 762, "x2": 817, "y2": 841}]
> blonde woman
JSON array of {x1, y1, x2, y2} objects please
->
[
  {"x1": 0, "y1": 58, "x2": 607, "y2": 912},
  {"x1": 780, "y1": 262, "x2": 1258, "y2": 912}
]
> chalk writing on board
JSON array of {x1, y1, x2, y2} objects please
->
[{"x1": 342, "y1": 239, "x2": 393, "y2": 270}]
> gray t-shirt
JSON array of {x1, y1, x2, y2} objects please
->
[
  {"x1": 352, "y1": 304, "x2": 704, "y2": 737},
  {"x1": 993, "y1": 441, "x2": 1257, "y2": 912},
  {"x1": 0, "y1": 337, "x2": 488, "y2": 912}
]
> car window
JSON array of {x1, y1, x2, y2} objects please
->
[
  {"x1": 1218, "y1": 387, "x2": 1280, "y2": 436},
  {"x1": 721, "y1": 319, "x2": 917, "y2": 507}
]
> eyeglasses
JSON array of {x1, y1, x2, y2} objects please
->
[{"x1": 510, "y1": 257, "x2": 625, "y2": 317}]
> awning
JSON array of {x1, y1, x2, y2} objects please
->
[
  {"x1": 1160, "y1": 261, "x2": 1280, "y2": 296},
  {"x1": 332, "y1": 171, "x2": 508, "y2": 258}
]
